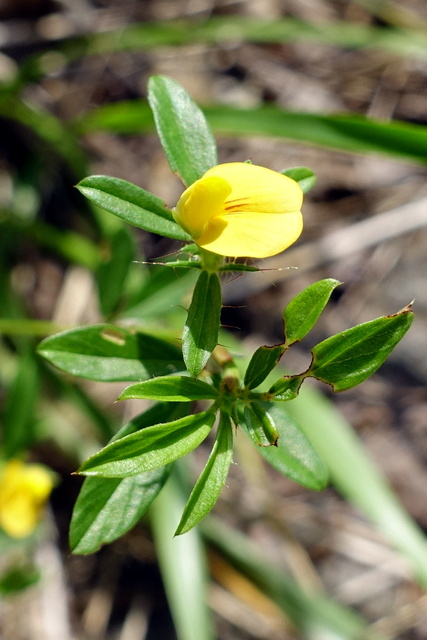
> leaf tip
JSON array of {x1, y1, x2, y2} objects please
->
[{"x1": 401, "y1": 300, "x2": 414, "y2": 313}]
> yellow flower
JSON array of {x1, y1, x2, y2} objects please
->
[
  {"x1": 0, "y1": 460, "x2": 54, "y2": 538},
  {"x1": 173, "y1": 162, "x2": 303, "y2": 258}
]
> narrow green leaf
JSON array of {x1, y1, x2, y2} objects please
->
[
  {"x1": 124, "y1": 266, "x2": 198, "y2": 320},
  {"x1": 205, "y1": 105, "x2": 427, "y2": 165},
  {"x1": 183, "y1": 271, "x2": 221, "y2": 376},
  {"x1": 219, "y1": 262, "x2": 260, "y2": 273},
  {"x1": 283, "y1": 278, "x2": 341, "y2": 345},
  {"x1": 150, "y1": 469, "x2": 215, "y2": 640},
  {"x1": 281, "y1": 166, "x2": 316, "y2": 193},
  {"x1": 37, "y1": 324, "x2": 184, "y2": 382},
  {"x1": 148, "y1": 75, "x2": 217, "y2": 186},
  {"x1": 241, "y1": 403, "x2": 328, "y2": 490},
  {"x1": 244, "y1": 344, "x2": 284, "y2": 389},
  {"x1": 78, "y1": 410, "x2": 216, "y2": 477},
  {"x1": 286, "y1": 383, "x2": 427, "y2": 587},
  {"x1": 119, "y1": 376, "x2": 218, "y2": 402},
  {"x1": 310, "y1": 304, "x2": 414, "y2": 391},
  {"x1": 203, "y1": 517, "x2": 375, "y2": 640},
  {"x1": 147, "y1": 260, "x2": 202, "y2": 270},
  {"x1": 97, "y1": 226, "x2": 135, "y2": 316},
  {"x1": 44, "y1": 18, "x2": 427, "y2": 80},
  {"x1": 31, "y1": 221, "x2": 100, "y2": 270},
  {"x1": 176, "y1": 413, "x2": 233, "y2": 535},
  {"x1": 3, "y1": 352, "x2": 40, "y2": 457},
  {"x1": 243, "y1": 404, "x2": 279, "y2": 447},
  {"x1": 76, "y1": 175, "x2": 189, "y2": 241},
  {"x1": 70, "y1": 403, "x2": 186, "y2": 554},
  {"x1": 0, "y1": 96, "x2": 88, "y2": 177},
  {"x1": 76, "y1": 98, "x2": 427, "y2": 166}
]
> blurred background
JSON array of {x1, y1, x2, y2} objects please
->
[{"x1": 1, "y1": 0, "x2": 427, "y2": 638}]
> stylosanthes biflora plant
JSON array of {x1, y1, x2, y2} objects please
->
[{"x1": 37, "y1": 75, "x2": 413, "y2": 553}]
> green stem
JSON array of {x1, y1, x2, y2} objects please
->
[{"x1": 198, "y1": 248, "x2": 223, "y2": 273}]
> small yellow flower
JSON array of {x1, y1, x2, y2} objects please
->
[
  {"x1": 173, "y1": 162, "x2": 303, "y2": 258},
  {"x1": 0, "y1": 460, "x2": 54, "y2": 538}
]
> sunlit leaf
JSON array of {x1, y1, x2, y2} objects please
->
[
  {"x1": 240, "y1": 403, "x2": 328, "y2": 490},
  {"x1": 119, "y1": 376, "x2": 218, "y2": 402},
  {"x1": 38, "y1": 324, "x2": 184, "y2": 382},
  {"x1": 77, "y1": 99, "x2": 427, "y2": 165},
  {"x1": 70, "y1": 403, "x2": 187, "y2": 554},
  {"x1": 76, "y1": 175, "x2": 189, "y2": 241},
  {"x1": 175, "y1": 413, "x2": 233, "y2": 535},
  {"x1": 79, "y1": 410, "x2": 216, "y2": 477},
  {"x1": 183, "y1": 271, "x2": 221, "y2": 376},
  {"x1": 244, "y1": 344, "x2": 284, "y2": 390},
  {"x1": 283, "y1": 279, "x2": 341, "y2": 346},
  {"x1": 309, "y1": 304, "x2": 414, "y2": 390},
  {"x1": 148, "y1": 76, "x2": 217, "y2": 186}
]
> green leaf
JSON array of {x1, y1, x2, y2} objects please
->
[
  {"x1": 148, "y1": 76, "x2": 217, "y2": 186},
  {"x1": 175, "y1": 413, "x2": 234, "y2": 535},
  {"x1": 244, "y1": 344, "x2": 284, "y2": 389},
  {"x1": 0, "y1": 96, "x2": 88, "y2": 178},
  {"x1": 76, "y1": 175, "x2": 189, "y2": 241},
  {"x1": 310, "y1": 304, "x2": 414, "y2": 391},
  {"x1": 56, "y1": 19, "x2": 427, "y2": 84},
  {"x1": 97, "y1": 226, "x2": 135, "y2": 316},
  {"x1": 286, "y1": 383, "x2": 427, "y2": 587},
  {"x1": 148, "y1": 260, "x2": 202, "y2": 270},
  {"x1": 243, "y1": 404, "x2": 279, "y2": 447},
  {"x1": 124, "y1": 266, "x2": 198, "y2": 320},
  {"x1": 283, "y1": 278, "x2": 341, "y2": 345},
  {"x1": 203, "y1": 517, "x2": 374, "y2": 640},
  {"x1": 79, "y1": 410, "x2": 216, "y2": 477},
  {"x1": 119, "y1": 376, "x2": 218, "y2": 402},
  {"x1": 70, "y1": 471, "x2": 170, "y2": 554},
  {"x1": 205, "y1": 105, "x2": 427, "y2": 165},
  {"x1": 3, "y1": 352, "x2": 40, "y2": 457},
  {"x1": 76, "y1": 98, "x2": 427, "y2": 166},
  {"x1": 241, "y1": 403, "x2": 329, "y2": 490},
  {"x1": 0, "y1": 565, "x2": 40, "y2": 595},
  {"x1": 37, "y1": 324, "x2": 184, "y2": 382},
  {"x1": 31, "y1": 221, "x2": 100, "y2": 271},
  {"x1": 150, "y1": 469, "x2": 215, "y2": 640},
  {"x1": 281, "y1": 166, "x2": 316, "y2": 193},
  {"x1": 219, "y1": 262, "x2": 260, "y2": 273},
  {"x1": 268, "y1": 374, "x2": 305, "y2": 401},
  {"x1": 69, "y1": 403, "x2": 186, "y2": 554},
  {"x1": 183, "y1": 271, "x2": 221, "y2": 376}
]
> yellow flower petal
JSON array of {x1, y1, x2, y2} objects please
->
[
  {"x1": 0, "y1": 460, "x2": 54, "y2": 538},
  {"x1": 204, "y1": 163, "x2": 302, "y2": 214},
  {"x1": 173, "y1": 175, "x2": 232, "y2": 239},
  {"x1": 173, "y1": 162, "x2": 303, "y2": 258},
  {"x1": 198, "y1": 210, "x2": 303, "y2": 258}
]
